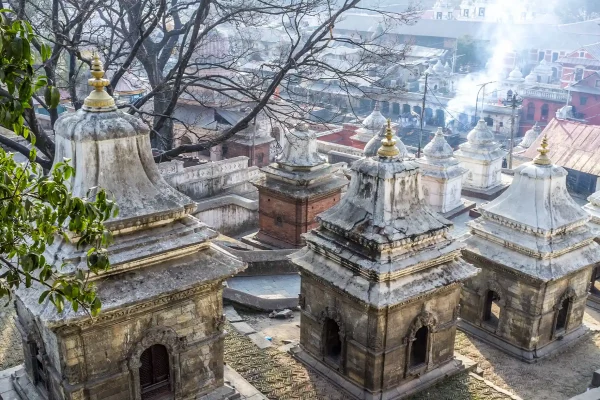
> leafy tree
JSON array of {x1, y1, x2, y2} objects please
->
[
  {"x1": 0, "y1": 11, "x2": 118, "y2": 316},
  {"x1": 456, "y1": 35, "x2": 490, "y2": 71},
  {"x1": 554, "y1": 0, "x2": 600, "y2": 22}
]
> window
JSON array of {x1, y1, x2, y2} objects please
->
[
  {"x1": 580, "y1": 51, "x2": 585, "y2": 58},
  {"x1": 483, "y1": 290, "x2": 501, "y2": 328},
  {"x1": 499, "y1": 122, "x2": 504, "y2": 128},
  {"x1": 275, "y1": 216, "x2": 283, "y2": 226},
  {"x1": 448, "y1": 11, "x2": 453, "y2": 19},
  {"x1": 538, "y1": 51, "x2": 545, "y2": 61},
  {"x1": 410, "y1": 326, "x2": 428, "y2": 367},
  {"x1": 478, "y1": 7, "x2": 485, "y2": 16},
  {"x1": 484, "y1": 116, "x2": 494, "y2": 126},
  {"x1": 596, "y1": 80, "x2": 600, "y2": 88},
  {"x1": 526, "y1": 102, "x2": 536, "y2": 120},
  {"x1": 323, "y1": 318, "x2": 342, "y2": 362},
  {"x1": 139, "y1": 344, "x2": 171, "y2": 400},
  {"x1": 575, "y1": 68, "x2": 584, "y2": 81},
  {"x1": 541, "y1": 104, "x2": 550, "y2": 121},
  {"x1": 581, "y1": 96, "x2": 588, "y2": 106},
  {"x1": 463, "y1": 9, "x2": 469, "y2": 17},
  {"x1": 552, "y1": 52, "x2": 559, "y2": 62},
  {"x1": 555, "y1": 298, "x2": 570, "y2": 332},
  {"x1": 437, "y1": 12, "x2": 443, "y2": 19}
]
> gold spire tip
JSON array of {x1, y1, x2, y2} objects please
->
[
  {"x1": 533, "y1": 134, "x2": 551, "y2": 165},
  {"x1": 377, "y1": 119, "x2": 400, "y2": 158},
  {"x1": 83, "y1": 50, "x2": 116, "y2": 111}
]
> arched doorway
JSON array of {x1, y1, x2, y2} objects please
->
[
  {"x1": 409, "y1": 326, "x2": 428, "y2": 368},
  {"x1": 323, "y1": 318, "x2": 342, "y2": 363},
  {"x1": 555, "y1": 298, "x2": 571, "y2": 333},
  {"x1": 402, "y1": 104, "x2": 411, "y2": 114},
  {"x1": 139, "y1": 344, "x2": 171, "y2": 399},
  {"x1": 526, "y1": 103, "x2": 536, "y2": 120},
  {"x1": 483, "y1": 290, "x2": 501, "y2": 328}
]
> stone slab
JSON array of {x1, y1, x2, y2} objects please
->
[
  {"x1": 197, "y1": 385, "x2": 240, "y2": 400},
  {"x1": 223, "y1": 275, "x2": 300, "y2": 311},
  {"x1": 569, "y1": 387, "x2": 600, "y2": 400},
  {"x1": 442, "y1": 199, "x2": 476, "y2": 220},
  {"x1": 224, "y1": 365, "x2": 267, "y2": 400},
  {"x1": 461, "y1": 183, "x2": 509, "y2": 200},
  {"x1": 247, "y1": 333, "x2": 273, "y2": 349},
  {"x1": 224, "y1": 306, "x2": 245, "y2": 323},
  {"x1": 458, "y1": 319, "x2": 589, "y2": 363},
  {"x1": 231, "y1": 322, "x2": 256, "y2": 336},
  {"x1": 467, "y1": 373, "x2": 523, "y2": 400},
  {"x1": 291, "y1": 346, "x2": 469, "y2": 400}
]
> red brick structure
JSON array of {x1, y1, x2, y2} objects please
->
[
  {"x1": 225, "y1": 122, "x2": 275, "y2": 167},
  {"x1": 253, "y1": 123, "x2": 348, "y2": 248}
]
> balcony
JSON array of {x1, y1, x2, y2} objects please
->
[{"x1": 522, "y1": 88, "x2": 568, "y2": 102}]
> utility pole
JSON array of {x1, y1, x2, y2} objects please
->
[
  {"x1": 418, "y1": 74, "x2": 428, "y2": 159},
  {"x1": 508, "y1": 93, "x2": 522, "y2": 169}
]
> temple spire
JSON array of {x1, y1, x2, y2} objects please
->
[
  {"x1": 533, "y1": 134, "x2": 551, "y2": 165},
  {"x1": 377, "y1": 119, "x2": 400, "y2": 158},
  {"x1": 83, "y1": 51, "x2": 116, "y2": 111}
]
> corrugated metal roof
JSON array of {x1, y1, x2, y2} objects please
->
[{"x1": 522, "y1": 118, "x2": 600, "y2": 176}]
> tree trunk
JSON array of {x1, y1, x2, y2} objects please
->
[{"x1": 152, "y1": 89, "x2": 174, "y2": 150}]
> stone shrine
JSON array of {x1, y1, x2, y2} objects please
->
[
  {"x1": 290, "y1": 123, "x2": 479, "y2": 399},
  {"x1": 514, "y1": 122, "x2": 542, "y2": 153},
  {"x1": 225, "y1": 121, "x2": 276, "y2": 167},
  {"x1": 350, "y1": 102, "x2": 387, "y2": 144},
  {"x1": 416, "y1": 127, "x2": 470, "y2": 217},
  {"x1": 583, "y1": 190, "x2": 600, "y2": 310},
  {"x1": 460, "y1": 136, "x2": 600, "y2": 362},
  {"x1": 252, "y1": 122, "x2": 347, "y2": 249},
  {"x1": 12, "y1": 55, "x2": 245, "y2": 400},
  {"x1": 454, "y1": 119, "x2": 507, "y2": 199}
]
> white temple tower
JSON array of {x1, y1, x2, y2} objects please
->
[
  {"x1": 454, "y1": 119, "x2": 507, "y2": 199},
  {"x1": 416, "y1": 127, "x2": 470, "y2": 216},
  {"x1": 460, "y1": 136, "x2": 600, "y2": 362},
  {"x1": 350, "y1": 102, "x2": 387, "y2": 143},
  {"x1": 12, "y1": 54, "x2": 245, "y2": 400}
]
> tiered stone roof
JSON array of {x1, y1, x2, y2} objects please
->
[
  {"x1": 455, "y1": 119, "x2": 506, "y2": 162},
  {"x1": 465, "y1": 137, "x2": 600, "y2": 281},
  {"x1": 417, "y1": 127, "x2": 467, "y2": 180},
  {"x1": 292, "y1": 122, "x2": 478, "y2": 307}
]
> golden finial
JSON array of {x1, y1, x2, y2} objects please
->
[
  {"x1": 377, "y1": 119, "x2": 400, "y2": 158},
  {"x1": 533, "y1": 134, "x2": 551, "y2": 165},
  {"x1": 83, "y1": 51, "x2": 116, "y2": 111}
]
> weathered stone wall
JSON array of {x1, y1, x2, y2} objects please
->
[
  {"x1": 461, "y1": 253, "x2": 593, "y2": 351},
  {"x1": 163, "y1": 157, "x2": 261, "y2": 201},
  {"x1": 300, "y1": 273, "x2": 461, "y2": 393},
  {"x1": 15, "y1": 284, "x2": 226, "y2": 400},
  {"x1": 194, "y1": 196, "x2": 258, "y2": 236}
]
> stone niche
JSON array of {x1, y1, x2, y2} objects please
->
[
  {"x1": 291, "y1": 130, "x2": 478, "y2": 399},
  {"x1": 12, "y1": 55, "x2": 245, "y2": 400},
  {"x1": 460, "y1": 143, "x2": 600, "y2": 362}
]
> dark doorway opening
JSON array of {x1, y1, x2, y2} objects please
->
[
  {"x1": 410, "y1": 326, "x2": 428, "y2": 368},
  {"x1": 30, "y1": 342, "x2": 48, "y2": 391},
  {"x1": 140, "y1": 344, "x2": 171, "y2": 400},
  {"x1": 324, "y1": 318, "x2": 342, "y2": 363},
  {"x1": 556, "y1": 298, "x2": 570, "y2": 332},
  {"x1": 483, "y1": 290, "x2": 501, "y2": 328},
  {"x1": 591, "y1": 267, "x2": 600, "y2": 294}
]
